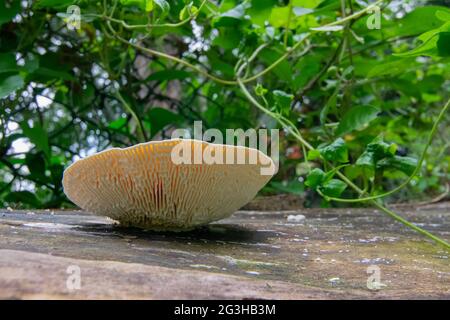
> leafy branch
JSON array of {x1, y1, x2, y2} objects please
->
[{"x1": 96, "y1": 0, "x2": 450, "y2": 248}]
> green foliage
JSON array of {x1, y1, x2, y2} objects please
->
[
  {"x1": 320, "y1": 179, "x2": 347, "y2": 198},
  {"x1": 318, "y1": 138, "x2": 349, "y2": 163},
  {"x1": 1, "y1": 0, "x2": 449, "y2": 210},
  {"x1": 305, "y1": 168, "x2": 326, "y2": 189},
  {"x1": 335, "y1": 106, "x2": 380, "y2": 136}
]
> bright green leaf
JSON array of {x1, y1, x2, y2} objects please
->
[
  {"x1": 367, "y1": 58, "x2": 416, "y2": 78},
  {"x1": 319, "y1": 179, "x2": 347, "y2": 197},
  {"x1": 273, "y1": 90, "x2": 293, "y2": 115},
  {"x1": 108, "y1": 117, "x2": 128, "y2": 130},
  {"x1": 307, "y1": 149, "x2": 321, "y2": 161},
  {"x1": 255, "y1": 84, "x2": 268, "y2": 96},
  {"x1": 377, "y1": 156, "x2": 418, "y2": 176},
  {"x1": 248, "y1": 0, "x2": 275, "y2": 26},
  {"x1": 154, "y1": 0, "x2": 169, "y2": 13},
  {"x1": 395, "y1": 21, "x2": 450, "y2": 58},
  {"x1": 318, "y1": 138, "x2": 349, "y2": 163},
  {"x1": 436, "y1": 10, "x2": 450, "y2": 22},
  {"x1": 305, "y1": 168, "x2": 326, "y2": 189},
  {"x1": 335, "y1": 106, "x2": 380, "y2": 136}
]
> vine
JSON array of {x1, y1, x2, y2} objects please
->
[{"x1": 95, "y1": 1, "x2": 449, "y2": 248}]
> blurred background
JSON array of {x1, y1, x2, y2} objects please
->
[{"x1": 0, "y1": 0, "x2": 449, "y2": 209}]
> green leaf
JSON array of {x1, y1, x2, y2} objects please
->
[
  {"x1": 49, "y1": 163, "x2": 64, "y2": 189},
  {"x1": 0, "y1": 0, "x2": 21, "y2": 26},
  {"x1": 436, "y1": 10, "x2": 450, "y2": 22},
  {"x1": 364, "y1": 6, "x2": 450, "y2": 39},
  {"x1": 292, "y1": 54, "x2": 323, "y2": 91},
  {"x1": 395, "y1": 33, "x2": 440, "y2": 57},
  {"x1": 31, "y1": 67, "x2": 75, "y2": 82},
  {"x1": 5, "y1": 191, "x2": 41, "y2": 207},
  {"x1": 179, "y1": 4, "x2": 198, "y2": 20},
  {"x1": 319, "y1": 179, "x2": 347, "y2": 197},
  {"x1": 367, "y1": 58, "x2": 416, "y2": 78},
  {"x1": 0, "y1": 52, "x2": 19, "y2": 73},
  {"x1": 273, "y1": 90, "x2": 293, "y2": 115},
  {"x1": 26, "y1": 152, "x2": 47, "y2": 181},
  {"x1": 259, "y1": 48, "x2": 292, "y2": 82},
  {"x1": 356, "y1": 137, "x2": 397, "y2": 169},
  {"x1": 313, "y1": 0, "x2": 340, "y2": 14},
  {"x1": 120, "y1": 0, "x2": 153, "y2": 12},
  {"x1": 318, "y1": 138, "x2": 348, "y2": 163},
  {"x1": 335, "y1": 106, "x2": 380, "y2": 136},
  {"x1": 146, "y1": 0, "x2": 154, "y2": 12},
  {"x1": 214, "y1": 3, "x2": 248, "y2": 27},
  {"x1": 293, "y1": 0, "x2": 323, "y2": 9},
  {"x1": 377, "y1": 156, "x2": 418, "y2": 176},
  {"x1": 22, "y1": 55, "x2": 40, "y2": 74},
  {"x1": 147, "y1": 108, "x2": 182, "y2": 137},
  {"x1": 306, "y1": 149, "x2": 321, "y2": 161},
  {"x1": 154, "y1": 0, "x2": 170, "y2": 14},
  {"x1": 305, "y1": 168, "x2": 326, "y2": 189},
  {"x1": 0, "y1": 74, "x2": 24, "y2": 98},
  {"x1": 20, "y1": 121, "x2": 51, "y2": 159},
  {"x1": 269, "y1": 6, "x2": 290, "y2": 28},
  {"x1": 320, "y1": 86, "x2": 338, "y2": 125},
  {"x1": 254, "y1": 84, "x2": 268, "y2": 96},
  {"x1": 108, "y1": 117, "x2": 128, "y2": 130},
  {"x1": 395, "y1": 21, "x2": 450, "y2": 58},
  {"x1": 269, "y1": 180, "x2": 304, "y2": 195},
  {"x1": 248, "y1": 0, "x2": 276, "y2": 26},
  {"x1": 212, "y1": 27, "x2": 242, "y2": 50}
]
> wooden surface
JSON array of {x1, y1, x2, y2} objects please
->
[{"x1": 0, "y1": 203, "x2": 449, "y2": 299}]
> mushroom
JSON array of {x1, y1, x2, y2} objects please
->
[{"x1": 62, "y1": 139, "x2": 275, "y2": 230}]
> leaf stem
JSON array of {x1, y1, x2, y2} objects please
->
[{"x1": 115, "y1": 91, "x2": 147, "y2": 142}]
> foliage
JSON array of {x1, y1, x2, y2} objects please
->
[{"x1": 0, "y1": 0, "x2": 449, "y2": 213}]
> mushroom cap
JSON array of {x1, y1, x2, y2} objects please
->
[{"x1": 62, "y1": 139, "x2": 275, "y2": 230}]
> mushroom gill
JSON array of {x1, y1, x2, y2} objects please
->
[{"x1": 62, "y1": 139, "x2": 275, "y2": 230}]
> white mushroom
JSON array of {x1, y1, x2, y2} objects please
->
[{"x1": 62, "y1": 139, "x2": 275, "y2": 230}]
